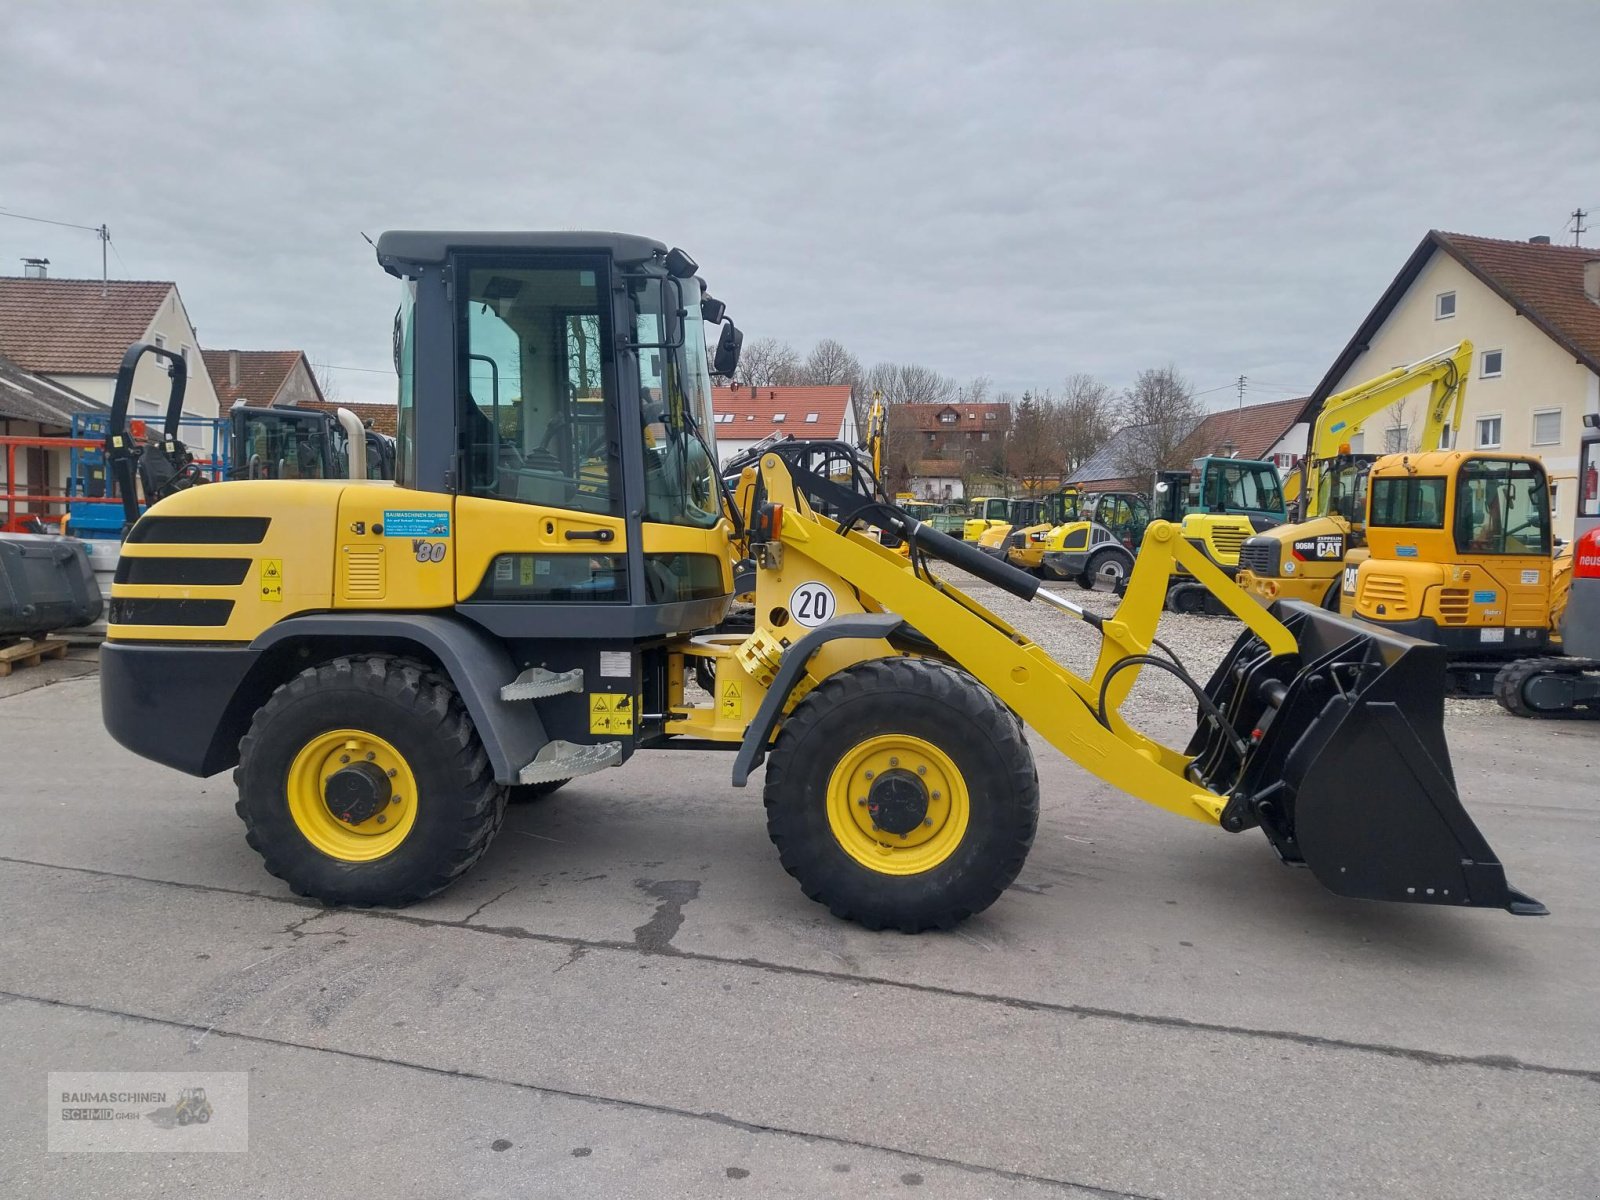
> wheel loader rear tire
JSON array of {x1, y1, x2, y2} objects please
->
[
  {"x1": 235, "y1": 655, "x2": 507, "y2": 907},
  {"x1": 763, "y1": 657, "x2": 1038, "y2": 932}
]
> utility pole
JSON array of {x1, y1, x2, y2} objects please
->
[
  {"x1": 99, "y1": 224, "x2": 109, "y2": 296},
  {"x1": 1236, "y1": 374, "x2": 1247, "y2": 411},
  {"x1": 1571, "y1": 208, "x2": 1588, "y2": 247}
]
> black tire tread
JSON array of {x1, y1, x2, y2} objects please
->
[
  {"x1": 234, "y1": 655, "x2": 505, "y2": 906},
  {"x1": 763, "y1": 657, "x2": 1038, "y2": 932}
]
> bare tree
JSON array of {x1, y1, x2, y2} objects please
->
[
  {"x1": 311, "y1": 360, "x2": 343, "y2": 405},
  {"x1": 1381, "y1": 394, "x2": 1423, "y2": 453},
  {"x1": 1114, "y1": 365, "x2": 1203, "y2": 485},
  {"x1": 732, "y1": 337, "x2": 802, "y2": 388},
  {"x1": 801, "y1": 338, "x2": 861, "y2": 387},
  {"x1": 862, "y1": 362, "x2": 959, "y2": 407},
  {"x1": 954, "y1": 375, "x2": 991, "y2": 405},
  {"x1": 1008, "y1": 390, "x2": 1064, "y2": 492},
  {"x1": 1058, "y1": 373, "x2": 1116, "y2": 474}
]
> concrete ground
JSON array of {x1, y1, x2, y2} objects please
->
[{"x1": 1, "y1": 610, "x2": 1597, "y2": 1198}]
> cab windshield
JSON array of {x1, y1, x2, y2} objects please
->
[
  {"x1": 983, "y1": 498, "x2": 1009, "y2": 521},
  {"x1": 1317, "y1": 460, "x2": 1371, "y2": 521},
  {"x1": 629, "y1": 274, "x2": 719, "y2": 528},
  {"x1": 1454, "y1": 458, "x2": 1550, "y2": 555},
  {"x1": 1204, "y1": 461, "x2": 1284, "y2": 515}
]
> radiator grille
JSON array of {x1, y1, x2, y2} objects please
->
[
  {"x1": 1208, "y1": 527, "x2": 1247, "y2": 558},
  {"x1": 1437, "y1": 587, "x2": 1470, "y2": 624},
  {"x1": 1237, "y1": 540, "x2": 1277, "y2": 575},
  {"x1": 1359, "y1": 573, "x2": 1412, "y2": 618},
  {"x1": 341, "y1": 546, "x2": 385, "y2": 600}
]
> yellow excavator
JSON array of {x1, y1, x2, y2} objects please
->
[
  {"x1": 98, "y1": 231, "x2": 1543, "y2": 929},
  {"x1": 1237, "y1": 343, "x2": 1472, "y2": 612}
]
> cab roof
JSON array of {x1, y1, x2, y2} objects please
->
[
  {"x1": 376, "y1": 230, "x2": 670, "y2": 277},
  {"x1": 1368, "y1": 449, "x2": 1545, "y2": 476}
]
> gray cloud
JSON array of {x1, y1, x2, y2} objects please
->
[{"x1": 2, "y1": 0, "x2": 1595, "y2": 407}]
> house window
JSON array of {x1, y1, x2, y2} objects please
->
[
  {"x1": 1438, "y1": 424, "x2": 1453, "y2": 450},
  {"x1": 1383, "y1": 425, "x2": 1409, "y2": 453},
  {"x1": 151, "y1": 333, "x2": 167, "y2": 353},
  {"x1": 1476, "y1": 415, "x2": 1502, "y2": 448},
  {"x1": 981, "y1": 432, "x2": 990, "y2": 442},
  {"x1": 985, "y1": 411, "x2": 997, "y2": 420},
  {"x1": 1532, "y1": 409, "x2": 1561, "y2": 445},
  {"x1": 771, "y1": 412, "x2": 785, "y2": 423},
  {"x1": 939, "y1": 410, "x2": 957, "y2": 425},
  {"x1": 926, "y1": 432, "x2": 935, "y2": 442},
  {"x1": 1435, "y1": 292, "x2": 1456, "y2": 320},
  {"x1": 1550, "y1": 480, "x2": 1561, "y2": 523},
  {"x1": 1481, "y1": 349, "x2": 1503, "y2": 378},
  {"x1": 804, "y1": 412, "x2": 819, "y2": 423}
]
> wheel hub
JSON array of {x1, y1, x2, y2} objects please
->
[
  {"x1": 324, "y1": 761, "x2": 393, "y2": 825},
  {"x1": 867, "y1": 769, "x2": 929, "y2": 835}
]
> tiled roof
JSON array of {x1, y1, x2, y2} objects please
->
[
  {"x1": 299, "y1": 400, "x2": 398, "y2": 437},
  {"x1": 711, "y1": 384, "x2": 852, "y2": 441},
  {"x1": 899, "y1": 402, "x2": 1012, "y2": 432},
  {"x1": 1311, "y1": 230, "x2": 1600, "y2": 403},
  {"x1": 0, "y1": 351, "x2": 105, "y2": 426},
  {"x1": 206, "y1": 349, "x2": 314, "y2": 407},
  {"x1": 1178, "y1": 395, "x2": 1308, "y2": 461},
  {"x1": 0, "y1": 278, "x2": 172, "y2": 374}
]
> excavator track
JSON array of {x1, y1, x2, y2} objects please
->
[{"x1": 1493, "y1": 656, "x2": 1600, "y2": 719}]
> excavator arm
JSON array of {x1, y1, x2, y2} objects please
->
[{"x1": 1301, "y1": 341, "x2": 1473, "y2": 504}]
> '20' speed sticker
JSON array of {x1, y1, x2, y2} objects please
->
[{"x1": 789, "y1": 581, "x2": 837, "y2": 628}]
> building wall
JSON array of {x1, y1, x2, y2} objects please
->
[
  {"x1": 1328, "y1": 251, "x2": 1597, "y2": 536},
  {"x1": 43, "y1": 288, "x2": 220, "y2": 427},
  {"x1": 272, "y1": 359, "x2": 323, "y2": 408}
]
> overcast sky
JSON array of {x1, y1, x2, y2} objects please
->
[{"x1": 2, "y1": 1, "x2": 1596, "y2": 409}]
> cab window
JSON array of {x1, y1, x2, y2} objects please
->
[
  {"x1": 1453, "y1": 459, "x2": 1550, "y2": 555},
  {"x1": 1370, "y1": 476, "x2": 1446, "y2": 528},
  {"x1": 458, "y1": 261, "x2": 620, "y2": 516}
]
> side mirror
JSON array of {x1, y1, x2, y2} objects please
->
[
  {"x1": 665, "y1": 247, "x2": 698, "y2": 278},
  {"x1": 700, "y1": 293, "x2": 727, "y2": 325},
  {"x1": 712, "y1": 322, "x2": 743, "y2": 378}
]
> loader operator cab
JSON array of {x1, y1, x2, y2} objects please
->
[{"x1": 386, "y1": 231, "x2": 741, "y2": 625}]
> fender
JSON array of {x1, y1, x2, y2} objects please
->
[
  {"x1": 730, "y1": 613, "x2": 910, "y2": 787},
  {"x1": 250, "y1": 613, "x2": 547, "y2": 784}
]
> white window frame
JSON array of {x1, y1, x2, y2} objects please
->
[
  {"x1": 1475, "y1": 414, "x2": 1503, "y2": 449},
  {"x1": 1531, "y1": 408, "x2": 1562, "y2": 446},
  {"x1": 1480, "y1": 349, "x2": 1503, "y2": 379},
  {"x1": 771, "y1": 412, "x2": 786, "y2": 423},
  {"x1": 151, "y1": 333, "x2": 168, "y2": 354},
  {"x1": 1435, "y1": 291, "x2": 1456, "y2": 320},
  {"x1": 804, "y1": 412, "x2": 819, "y2": 423}
]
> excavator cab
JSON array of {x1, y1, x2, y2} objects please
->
[{"x1": 99, "y1": 230, "x2": 1542, "y2": 931}]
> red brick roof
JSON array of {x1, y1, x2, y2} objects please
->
[
  {"x1": 0, "y1": 278, "x2": 173, "y2": 375},
  {"x1": 206, "y1": 349, "x2": 316, "y2": 408},
  {"x1": 1179, "y1": 394, "x2": 1308, "y2": 461},
  {"x1": 1435, "y1": 232, "x2": 1600, "y2": 373},
  {"x1": 1311, "y1": 230, "x2": 1600, "y2": 403},
  {"x1": 710, "y1": 384, "x2": 852, "y2": 440},
  {"x1": 301, "y1": 400, "x2": 397, "y2": 437},
  {"x1": 899, "y1": 402, "x2": 1012, "y2": 432}
]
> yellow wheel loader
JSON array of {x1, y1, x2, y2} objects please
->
[
  {"x1": 962, "y1": 495, "x2": 1011, "y2": 542},
  {"x1": 1238, "y1": 343, "x2": 1471, "y2": 613},
  {"x1": 99, "y1": 231, "x2": 1543, "y2": 929}
]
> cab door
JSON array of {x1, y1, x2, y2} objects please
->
[{"x1": 446, "y1": 257, "x2": 628, "y2": 611}]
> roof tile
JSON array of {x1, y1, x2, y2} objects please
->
[
  {"x1": 206, "y1": 349, "x2": 315, "y2": 408},
  {"x1": 0, "y1": 278, "x2": 173, "y2": 375}
]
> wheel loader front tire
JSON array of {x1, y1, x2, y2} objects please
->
[
  {"x1": 763, "y1": 658, "x2": 1038, "y2": 932},
  {"x1": 235, "y1": 656, "x2": 507, "y2": 907}
]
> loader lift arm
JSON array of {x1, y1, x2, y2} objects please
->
[{"x1": 738, "y1": 443, "x2": 1543, "y2": 914}]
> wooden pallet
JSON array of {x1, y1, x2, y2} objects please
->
[{"x1": 0, "y1": 637, "x2": 70, "y2": 678}]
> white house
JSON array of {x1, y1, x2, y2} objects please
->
[
  {"x1": 0, "y1": 274, "x2": 220, "y2": 428},
  {"x1": 710, "y1": 384, "x2": 856, "y2": 468},
  {"x1": 1309, "y1": 231, "x2": 1600, "y2": 538}
]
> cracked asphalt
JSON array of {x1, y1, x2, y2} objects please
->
[{"x1": 2, "y1": 607, "x2": 1598, "y2": 1198}]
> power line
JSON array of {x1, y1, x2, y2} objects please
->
[{"x1": 0, "y1": 207, "x2": 101, "y2": 234}]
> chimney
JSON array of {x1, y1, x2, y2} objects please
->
[
  {"x1": 1529, "y1": 235, "x2": 1552, "y2": 245},
  {"x1": 228, "y1": 350, "x2": 240, "y2": 387},
  {"x1": 748, "y1": 385, "x2": 756, "y2": 398},
  {"x1": 21, "y1": 257, "x2": 48, "y2": 279},
  {"x1": 1585, "y1": 261, "x2": 1600, "y2": 304}
]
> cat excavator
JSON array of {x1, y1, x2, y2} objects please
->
[
  {"x1": 1236, "y1": 343, "x2": 1472, "y2": 611},
  {"x1": 99, "y1": 231, "x2": 1543, "y2": 930}
]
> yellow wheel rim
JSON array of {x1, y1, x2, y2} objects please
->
[
  {"x1": 825, "y1": 734, "x2": 970, "y2": 876},
  {"x1": 286, "y1": 729, "x2": 418, "y2": 862}
]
